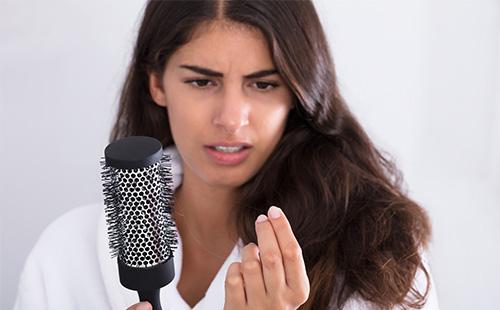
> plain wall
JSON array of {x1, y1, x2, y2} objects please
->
[{"x1": 1, "y1": 0, "x2": 499, "y2": 309}]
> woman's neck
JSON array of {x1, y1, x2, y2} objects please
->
[{"x1": 172, "y1": 173, "x2": 239, "y2": 254}]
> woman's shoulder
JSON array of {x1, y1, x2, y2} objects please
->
[
  {"x1": 19, "y1": 202, "x2": 105, "y2": 274},
  {"x1": 32, "y1": 202, "x2": 104, "y2": 257},
  {"x1": 44, "y1": 202, "x2": 103, "y2": 231},
  {"x1": 13, "y1": 202, "x2": 109, "y2": 310}
]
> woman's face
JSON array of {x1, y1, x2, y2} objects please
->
[{"x1": 149, "y1": 21, "x2": 293, "y2": 188}]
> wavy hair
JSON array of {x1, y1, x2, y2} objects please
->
[{"x1": 110, "y1": 0, "x2": 432, "y2": 309}]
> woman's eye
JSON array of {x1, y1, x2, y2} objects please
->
[
  {"x1": 185, "y1": 79, "x2": 214, "y2": 88},
  {"x1": 184, "y1": 79, "x2": 279, "y2": 91},
  {"x1": 254, "y1": 81, "x2": 279, "y2": 91}
]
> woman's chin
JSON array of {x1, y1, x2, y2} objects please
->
[{"x1": 201, "y1": 170, "x2": 252, "y2": 189}]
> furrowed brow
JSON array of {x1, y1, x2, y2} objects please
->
[{"x1": 179, "y1": 64, "x2": 278, "y2": 79}]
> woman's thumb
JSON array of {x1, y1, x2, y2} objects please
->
[{"x1": 126, "y1": 301, "x2": 152, "y2": 310}]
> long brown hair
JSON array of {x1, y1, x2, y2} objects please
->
[{"x1": 110, "y1": 1, "x2": 432, "y2": 309}]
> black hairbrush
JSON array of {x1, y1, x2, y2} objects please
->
[{"x1": 100, "y1": 136, "x2": 178, "y2": 310}]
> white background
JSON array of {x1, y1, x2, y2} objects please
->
[{"x1": 1, "y1": 0, "x2": 499, "y2": 309}]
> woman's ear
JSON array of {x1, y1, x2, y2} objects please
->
[{"x1": 148, "y1": 71, "x2": 167, "y2": 108}]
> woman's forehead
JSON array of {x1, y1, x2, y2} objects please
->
[
  {"x1": 168, "y1": 23, "x2": 274, "y2": 74},
  {"x1": 191, "y1": 19, "x2": 262, "y2": 41}
]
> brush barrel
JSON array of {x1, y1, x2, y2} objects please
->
[{"x1": 103, "y1": 135, "x2": 177, "y2": 310}]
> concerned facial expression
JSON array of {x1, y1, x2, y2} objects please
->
[{"x1": 149, "y1": 21, "x2": 294, "y2": 188}]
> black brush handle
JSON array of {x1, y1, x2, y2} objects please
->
[
  {"x1": 138, "y1": 289, "x2": 162, "y2": 310},
  {"x1": 118, "y1": 258, "x2": 175, "y2": 310}
]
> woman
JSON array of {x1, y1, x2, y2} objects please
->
[{"x1": 14, "y1": 0, "x2": 439, "y2": 309}]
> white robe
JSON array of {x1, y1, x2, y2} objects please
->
[{"x1": 13, "y1": 146, "x2": 440, "y2": 309}]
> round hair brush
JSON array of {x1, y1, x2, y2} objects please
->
[{"x1": 100, "y1": 135, "x2": 178, "y2": 310}]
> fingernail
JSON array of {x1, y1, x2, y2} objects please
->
[
  {"x1": 256, "y1": 214, "x2": 268, "y2": 223},
  {"x1": 268, "y1": 206, "x2": 281, "y2": 219}
]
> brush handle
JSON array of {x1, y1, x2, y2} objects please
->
[{"x1": 138, "y1": 289, "x2": 162, "y2": 310}]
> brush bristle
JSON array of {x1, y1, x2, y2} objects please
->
[
  {"x1": 100, "y1": 156, "x2": 122, "y2": 257},
  {"x1": 100, "y1": 153, "x2": 178, "y2": 268}
]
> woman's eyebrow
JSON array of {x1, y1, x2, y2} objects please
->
[{"x1": 179, "y1": 64, "x2": 278, "y2": 79}]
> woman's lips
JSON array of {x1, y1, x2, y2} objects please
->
[{"x1": 204, "y1": 146, "x2": 251, "y2": 166}]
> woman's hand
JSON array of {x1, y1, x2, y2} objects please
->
[
  {"x1": 224, "y1": 206, "x2": 310, "y2": 310},
  {"x1": 126, "y1": 301, "x2": 152, "y2": 310}
]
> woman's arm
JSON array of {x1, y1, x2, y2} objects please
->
[{"x1": 13, "y1": 245, "x2": 48, "y2": 310}]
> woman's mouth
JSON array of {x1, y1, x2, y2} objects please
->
[{"x1": 204, "y1": 144, "x2": 252, "y2": 166}]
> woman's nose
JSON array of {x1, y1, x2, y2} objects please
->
[{"x1": 212, "y1": 86, "x2": 250, "y2": 134}]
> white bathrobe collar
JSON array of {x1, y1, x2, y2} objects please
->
[{"x1": 96, "y1": 145, "x2": 244, "y2": 309}]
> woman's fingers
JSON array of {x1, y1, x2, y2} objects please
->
[
  {"x1": 255, "y1": 213, "x2": 287, "y2": 295},
  {"x1": 224, "y1": 206, "x2": 311, "y2": 309},
  {"x1": 126, "y1": 301, "x2": 152, "y2": 310},
  {"x1": 241, "y1": 242, "x2": 267, "y2": 307},
  {"x1": 266, "y1": 206, "x2": 310, "y2": 300},
  {"x1": 224, "y1": 262, "x2": 246, "y2": 309}
]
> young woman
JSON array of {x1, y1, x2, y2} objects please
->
[{"x1": 14, "y1": 0, "x2": 439, "y2": 309}]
